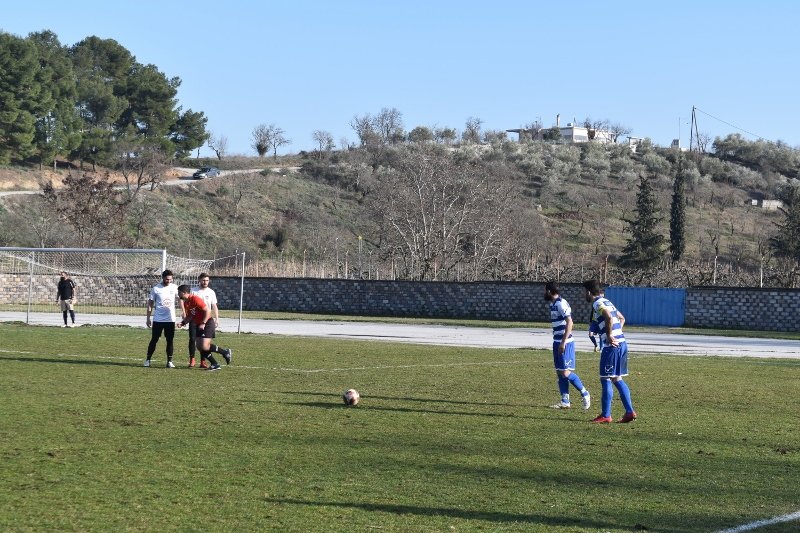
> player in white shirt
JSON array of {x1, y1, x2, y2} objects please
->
[
  {"x1": 186, "y1": 273, "x2": 220, "y2": 368},
  {"x1": 144, "y1": 270, "x2": 179, "y2": 368}
]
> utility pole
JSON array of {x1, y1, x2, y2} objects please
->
[{"x1": 689, "y1": 106, "x2": 700, "y2": 153}]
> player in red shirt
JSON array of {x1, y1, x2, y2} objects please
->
[{"x1": 177, "y1": 284, "x2": 232, "y2": 370}]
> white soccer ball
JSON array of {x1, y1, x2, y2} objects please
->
[{"x1": 342, "y1": 388, "x2": 360, "y2": 406}]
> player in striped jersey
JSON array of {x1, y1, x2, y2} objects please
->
[
  {"x1": 583, "y1": 279, "x2": 637, "y2": 423},
  {"x1": 544, "y1": 282, "x2": 591, "y2": 410}
]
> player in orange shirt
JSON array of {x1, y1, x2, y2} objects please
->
[{"x1": 177, "y1": 284, "x2": 232, "y2": 371}]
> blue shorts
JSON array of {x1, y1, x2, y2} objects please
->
[
  {"x1": 553, "y1": 341, "x2": 576, "y2": 371},
  {"x1": 599, "y1": 342, "x2": 628, "y2": 378}
]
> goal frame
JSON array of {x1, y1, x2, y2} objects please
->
[{"x1": 0, "y1": 247, "x2": 244, "y2": 332}]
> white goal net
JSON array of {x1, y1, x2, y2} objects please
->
[{"x1": 0, "y1": 248, "x2": 243, "y2": 329}]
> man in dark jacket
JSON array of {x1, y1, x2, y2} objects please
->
[{"x1": 56, "y1": 271, "x2": 77, "y2": 327}]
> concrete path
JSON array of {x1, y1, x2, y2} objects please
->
[{"x1": 2, "y1": 311, "x2": 799, "y2": 359}]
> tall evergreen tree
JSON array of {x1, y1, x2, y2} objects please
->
[
  {"x1": 69, "y1": 36, "x2": 132, "y2": 167},
  {"x1": 117, "y1": 62, "x2": 180, "y2": 138},
  {"x1": 669, "y1": 158, "x2": 687, "y2": 262},
  {"x1": 0, "y1": 32, "x2": 39, "y2": 163},
  {"x1": 770, "y1": 180, "x2": 800, "y2": 262},
  {"x1": 170, "y1": 108, "x2": 209, "y2": 160},
  {"x1": 619, "y1": 174, "x2": 665, "y2": 268},
  {"x1": 29, "y1": 31, "x2": 82, "y2": 169}
]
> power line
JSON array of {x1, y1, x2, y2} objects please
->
[{"x1": 694, "y1": 107, "x2": 765, "y2": 140}]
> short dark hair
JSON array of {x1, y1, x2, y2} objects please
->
[
  {"x1": 162, "y1": 269, "x2": 174, "y2": 278},
  {"x1": 583, "y1": 279, "x2": 602, "y2": 296},
  {"x1": 198, "y1": 272, "x2": 209, "y2": 279},
  {"x1": 177, "y1": 284, "x2": 191, "y2": 294},
  {"x1": 544, "y1": 281, "x2": 559, "y2": 295}
]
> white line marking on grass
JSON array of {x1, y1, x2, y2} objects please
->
[
  {"x1": 715, "y1": 510, "x2": 800, "y2": 532},
  {"x1": 0, "y1": 349, "x2": 32, "y2": 354},
  {"x1": 50, "y1": 352, "x2": 143, "y2": 362},
  {"x1": 17, "y1": 352, "x2": 534, "y2": 373},
  {"x1": 229, "y1": 360, "x2": 532, "y2": 373},
  {"x1": 630, "y1": 353, "x2": 800, "y2": 366}
]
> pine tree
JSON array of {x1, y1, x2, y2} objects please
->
[
  {"x1": 0, "y1": 33, "x2": 39, "y2": 164},
  {"x1": 669, "y1": 159, "x2": 687, "y2": 262},
  {"x1": 770, "y1": 180, "x2": 800, "y2": 262},
  {"x1": 619, "y1": 174, "x2": 665, "y2": 268}
]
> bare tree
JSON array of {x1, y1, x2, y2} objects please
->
[
  {"x1": 208, "y1": 132, "x2": 228, "y2": 160},
  {"x1": 582, "y1": 117, "x2": 610, "y2": 140},
  {"x1": 251, "y1": 124, "x2": 271, "y2": 158},
  {"x1": 462, "y1": 117, "x2": 483, "y2": 144},
  {"x1": 41, "y1": 174, "x2": 126, "y2": 247},
  {"x1": 350, "y1": 114, "x2": 378, "y2": 148},
  {"x1": 696, "y1": 132, "x2": 712, "y2": 153},
  {"x1": 375, "y1": 107, "x2": 404, "y2": 144},
  {"x1": 268, "y1": 126, "x2": 290, "y2": 160},
  {"x1": 312, "y1": 130, "x2": 335, "y2": 159},
  {"x1": 368, "y1": 144, "x2": 513, "y2": 280},
  {"x1": 520, "y1": 120, "x2": 544, "y2": 142},
  {"x1": 351, "y1": 108, "x2": 404, "y2": 148},
  {"x1": 128, "y1": 196, "x2": 154, "y2": 246},
  {"x1": 114, "y1": 139, "x2": 169, "y2": 201},
  {"x1": 608, "y1": 122, "x2": 632, "y2": 143},
  {"x1": 483, "y1": 130, "x2": 508, "y2": 144},
  {"x1": 228, "y1": 171, "x2": 256, "y2": 219},
  {"x1": 12, "y1": 195, "x2": 57, "y2": 247}
]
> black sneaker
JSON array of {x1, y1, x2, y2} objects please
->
[
  {"x1": 208, "y1": 364, "x2": 221, "y2": 371},
  {"x1": 222, "y1": 348, "x2": 232, "y2": 365}
]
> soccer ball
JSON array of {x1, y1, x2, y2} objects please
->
[{"x1": 342, "y1": 388, "x2": 360, "y2": 406}]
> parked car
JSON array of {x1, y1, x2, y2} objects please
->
[{"x1": 192, "y1": 166, "x2": 220, "y2": 179}]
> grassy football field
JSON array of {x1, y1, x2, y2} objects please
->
[{"x1": 1, "y1": 323, "x2": 798, "y2": 532}]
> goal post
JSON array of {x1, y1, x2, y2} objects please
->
[{"x1": 0, "y1": 247, "x2": 244, "y2": 331}]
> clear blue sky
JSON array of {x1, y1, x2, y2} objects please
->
[{"x1": 3, "y1": 1, "x2": 798, "y2": 157}]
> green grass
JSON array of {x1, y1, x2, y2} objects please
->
[{"x1": 2, "y1": 323, "x2": 799, "y2": 532}]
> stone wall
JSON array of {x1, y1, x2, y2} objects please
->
[
  {"x1": 3, "y1": 273, "x2": 798, "y2": 331},
  {"x1": 213, "y1": 278, "x2": 588, "y2": 322},
  {"x1": 685, "y1": 286, "x2": 800, "y2": 332},
  {"x1": 1, "y1": 274, "x2": 171, "y2": 307}
]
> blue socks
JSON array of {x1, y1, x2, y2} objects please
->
[
  {"x1": 559, "y1": 373, "x2": 590, "y2": 405},
  {"x1": 600, "y1": 379, "x2": 635, "y2": 417},
  {"x1": 614, "y1": 379, "x2": 634, "y2": 413},
  {"x1": 601, "y1": 379, "x2": 614, "y2": 417},
  {"x1": 558, "y1": 375, "x2": 569, "y2": 402},
  {"x1": 567, "y1": 372, "x2": 586, "y2": 394}
]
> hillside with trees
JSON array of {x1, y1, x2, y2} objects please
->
[{"x1": 2, "y1": 130, "x2": 799, "y2": 288}]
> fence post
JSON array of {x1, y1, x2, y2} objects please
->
[
  {"x1": 26, "y1": 251, "x2": 33, "y2": 325},
  {"x1": 238, "y1": 252, "x2": 245, "y2": 334}
]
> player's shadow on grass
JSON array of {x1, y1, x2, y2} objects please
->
[
  {"x1": 289, "y1": 399, "x2": 560, "y2": 421},
  {"x1": 264, "y1": 497, "x2": 623, "y2": 530},
  {"x1": 0, "y1": 354, "x2": 132, "y2": 367},
  {"x1": 280, "y1": 390, "x2": 538, "y2": 408}
]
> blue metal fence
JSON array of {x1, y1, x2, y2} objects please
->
[{"x1": 604, "y1": 287, "x2": 686, "y2": 327}]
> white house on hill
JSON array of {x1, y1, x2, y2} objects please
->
[{"x1": 507, "y1": 115, "x2": 613, "y2": 145}]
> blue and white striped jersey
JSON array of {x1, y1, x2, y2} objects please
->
[
  {"x1": 590, "y1": 297, "x2": 625, "y2": 346},
  {"x1": 549, "y1": 297, "x2": 574, "y2": 344}
]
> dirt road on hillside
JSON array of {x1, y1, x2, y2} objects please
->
[{"x1": 0, "y1": 167, "x2": 279, "y2": 198}]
